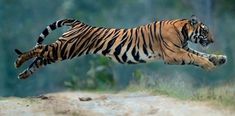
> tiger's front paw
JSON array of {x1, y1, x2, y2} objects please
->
[
  {"x1": 209, "y1": 55, "x2": 227, "y2": 66},
  {"x1": 201, "y1": 60, "x2": 216, "y2": 71}
]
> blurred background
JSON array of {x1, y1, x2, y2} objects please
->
[{"x1": 0, "y1": 0, "x2": 234, "y2": 105}]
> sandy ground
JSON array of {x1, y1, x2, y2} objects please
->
[{"x1": 0, "y1": 91, "x2": 234, "y2": 116}]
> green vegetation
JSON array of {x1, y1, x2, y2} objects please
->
[
  {"x1": 0, "y1": 97, "x2": 7, "y2": 101},
  {"x1": 127, "y1": 70, "x2": 194, "y2": 99},
  {"x1": 64, "y1": 56, "x2": 116, "y2": 91},
  {"x1": 192, "y1": 84, "x2": 235, "y2": 109},
  {"x1": 127, "y1": 70, "x2": 235, "y2": 109}
]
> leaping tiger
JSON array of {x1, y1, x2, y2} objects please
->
[{"x1": 14, "y1": 15, "x2": 227, "y2": 79}]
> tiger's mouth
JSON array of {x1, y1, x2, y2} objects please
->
[
  {"x1": 198, "y1": 35, "x2": 214, "y2": 48},
  {"x1": 200, "y1": 40, "x2": 209, "y2": 47},
  {"x1": 199, "y1": 40, "x2": 211, "y2": 51},
  {"x1": 199, "y1": 37, "x2": 211, "y2": 48}
]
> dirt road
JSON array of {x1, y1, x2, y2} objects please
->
[{"x1": 0, "y1": 91, "x2": 234, "y2": 116}]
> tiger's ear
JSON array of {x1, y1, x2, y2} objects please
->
[{"x1": 189, "y1": 15, "x2": 199, "y2": 26}]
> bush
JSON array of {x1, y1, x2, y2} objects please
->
[{"x1": 64, "y1": 56, "x2": 116, "y2": 91}]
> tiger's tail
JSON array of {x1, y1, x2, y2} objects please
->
[{"x1": 36, "y1": 19, "x2": 79, "y2": 45}]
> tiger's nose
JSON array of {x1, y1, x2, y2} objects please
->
[
  {"x1": 208, "y1": 33, "x2": 214, "y2": 43},
  {"x1": 210, "y1": 39, "x2": 214, "y2": 43}
]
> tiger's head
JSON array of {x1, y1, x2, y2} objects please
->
[{"x1": 187, "y1": 15, "x2": 214, "y2": 47}]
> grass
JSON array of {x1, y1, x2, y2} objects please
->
[
  {"x1": 127, "y1": 82, "x2": 235, "y2": 110},
  {"x1": 126, "y1": 71, "x2": 235, "y2": 110},
  {"x1": 0, "y1": 97, "x2": 8, "y2": 101},
  {"x1": 192, "y1": 84, "x2": 235, "y2": 109}
]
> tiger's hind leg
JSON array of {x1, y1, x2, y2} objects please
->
[
  {"x1": 15, "y1": 45, "x2": 45, "y2": 68},
  {"x1": 18, "y1": 57, "x2": 43, "y2": 79},
  {"x1": 18, "y1": 57, "x2": 51, "y2": 79},
  {"x1": 15, "y1": 43, "x2": 60, "y2": 79}
]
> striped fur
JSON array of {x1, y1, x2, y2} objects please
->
[{"x1": 14, "y1": 16, "x2": 227, "y2": 79}]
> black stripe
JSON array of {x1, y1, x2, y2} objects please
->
[
  {"x1": 42, "y1": 29, "x2": 49, "y2": 37},
  {"x1": 162, "y1": 40, "x2": 175, "y2": 52},
  {"x1": 113, "y1": 31, "x2": 128, "y2": 56},
  {"x1": 58, "y1": 20, "x2": 63, "y2": 27},
  {"x1": 158, "y1": 21, "x2": 167, "y2": 59},
  {"x1": 43, "y1": 59, "x2": 47, "y2": 65},
  {"x1": 40, "y1": 45, "x2": 48, "y2": 56},
  {"x1": 50, "y1": 22, "x2": 57, "y2": 30},
  {"x1": 122, "y1": 31, "x2": 133, "y2": 62},
  {"x1": 101, "y1": 30, "x2": 120, "y2": 55},
  {"x1": 47, "y1": 46, "x2": 54, "y2": 62},
  {"x1": 148, "y1": 24, "x2": 155, "y2": 53},
  {"x1": 141, "y1": 27, "x2": 148, "y2": 56},
  {"x1": 68, "y1": 42, "x2": 77, "y2": 59},
  {"x1": 37, "y1": 37, "x2": 44, "y2": 44},
  {"x1": 122, "y1": 53, "x2": 127, "y2": 62},
  {"x1": 113, "y1": 39, "x2": 128, "y2": 62},
  {"x1": 139, "y1": 60, "x2": 146, "y2": 63},
  {"x1": 61, "y1": 43, "x2": 68, "y2": 60},
  {"x1": 181, "y1": 24, "x2": 188, "y2": 41},
  {"x1": 136, "y1": 28, "x2": 140, "y2": 49},
  {"x1": 131, "y1": 47, "x2": 140, "y2": 61},
  {"x1": 53, "y1": 43, "x2": 58, "y2": 60},
  {"x1": 183, "y1": 42, "x2": 188, "y2": 48},
  {"x1": 195, "y1": 36, "x2": 198, "y2": 43},
  {"x1": 114, "y1": 54, "x2": 123, "y2": 63},
  {"x1": 122, "y1": 29, "x2": 128, "y2": 39},
  {"x1": 181, "y1": 60, "x2": 185, "y2": 65},
  {"x1": 127, "y1": 29, "x2": 133, "y2": 51},
  {"x1": 173, "y1": 43, "x2": 180, "y2": 48},
  {"x1": 65, "y1": 19, "x2": 76, "y2": 24},
  {"x1": 153, "y1": 22, "x2": 158, "y2": 41},
  {"x1": 94, "y1": 41, "x2": 106, "y2": 54},
  {"x1": 127, "y1": 60, "x2": 137, "y2": 64},
  {"x1": 154, "y1": 22, "x2": 165, "y2": 58},
  {"x1": 149, "y1": 23, "x2": 155, "y2": 43}
]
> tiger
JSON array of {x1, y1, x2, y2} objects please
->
[{"x1": 14, "y1": 15, "x2": 227, "y2": 79}]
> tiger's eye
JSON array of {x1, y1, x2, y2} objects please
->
[{"x1": 201, "y1": 25, "x2": 205, "y2": 28}]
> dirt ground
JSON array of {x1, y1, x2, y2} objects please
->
[{"x1": 0, "y1": 91, "x2": 234, "y2": 116}]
